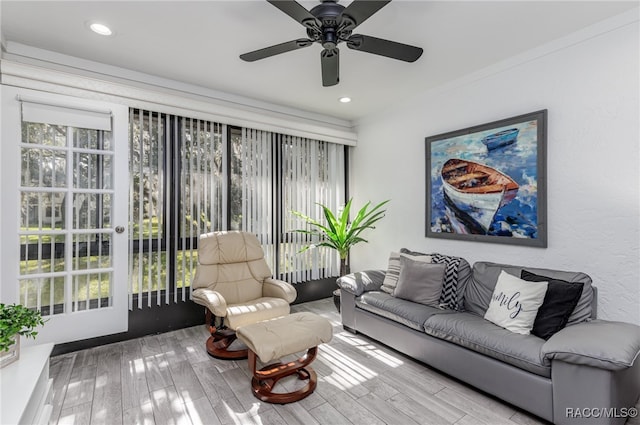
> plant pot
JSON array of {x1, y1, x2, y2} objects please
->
[
  {"x1": 0, "y1": 334, "x2": 20, "y2": 369},
  {"x1": 333, "y1": 289, "x2": 341, "y2": 313}
]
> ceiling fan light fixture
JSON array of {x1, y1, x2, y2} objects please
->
[
  {"x1": 339, "y1": 97, "x2": 352, "y2": 103},
  {"x1": 88, "y1": 22, "x2": 113, "y2": 36}
]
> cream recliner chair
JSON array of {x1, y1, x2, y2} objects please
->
[{"x1": 191, "y1": 231, "x2": 297, "y2": 359}]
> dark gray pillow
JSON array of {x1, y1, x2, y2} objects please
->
[
  {"x1": 400, "y1": 248, "x2": 471, "y2": 310},
  {"x1": 521, "y1": 270, "x2": 584, "y2": 340},
  {"x1": 393, "y1": 255, "x2": 446, "y2": 306}
]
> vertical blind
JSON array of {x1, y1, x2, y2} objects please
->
[
  {"x1": 278, "y1": 134, "x2": 345, "y2": 283},
  {"x1": 128, "y1": 109, "x2": 346, "y2": 309},
  {"x1": 128, "y1": 109, "x2": 224, "y2": 309},
  {"x1": 129, "y1": 109, "x2": 165, "y2": 309},
  {"x1": 239, "y1": 128, "x2": 277, "y2": 273},
  {"x1": 177, "y1": 117, "x2": 225, "y2": 303}
]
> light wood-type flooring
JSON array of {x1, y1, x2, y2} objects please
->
[{"x1": 49, "y1": 298, "x2": 640, "y2": 425}]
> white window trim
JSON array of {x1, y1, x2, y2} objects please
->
[{"x1": 1, "y1": 57, "x2": 358, "y2": 146}]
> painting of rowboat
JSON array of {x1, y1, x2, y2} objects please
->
[
  {"x1": 441, "y1": 158, "x2": 519, "y2": 233},
  {"x1": 425, "y1": 110, "x2": 547, "y2": 247}
]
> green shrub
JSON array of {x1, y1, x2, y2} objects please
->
[
  {"x1": 0, "y1": 304, "x2": 45, "y2": 352},
  {"x1": 292, "y1": 198, "x2": 389, "y2": 276}
]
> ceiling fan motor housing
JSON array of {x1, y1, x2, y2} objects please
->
[{"x1": 307, "y1": 1, "x2": 353, "y2": 50}]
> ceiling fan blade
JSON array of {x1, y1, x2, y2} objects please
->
[
  {"x1": 267, "y1": 0, "x2": 321, "y2": 31},
  {"x1": 321, "y1": 48, "x2": 339, "y2": 87},
  {"x1": 240, "y1": 39, "x2": 313, "y2": 62},
  {"x1": 340, "y1": 0, "x2": 391, "y2": 30},
  {"x1": 346, "y1": 34, "x2": 423, "y2": 62}
]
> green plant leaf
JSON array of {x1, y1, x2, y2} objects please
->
[
  {"x1": 290, "y1": 198, "x2": 389, "y2": 264},
  {"x1": 337, "y1": 199, "x2": 353, "y2": 240},
  {"x1": 0, "y1": 303, "x2": 45, "y2": 352}
]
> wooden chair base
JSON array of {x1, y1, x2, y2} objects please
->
[
  {"x1": 206, "y1": 329, "x2": 248, "y2": 360},
  {"x1": 248, "y1": 346, "x2": 318, "y2": 404}
]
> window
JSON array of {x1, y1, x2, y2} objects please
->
[
  {"x1": 128, "y1": 110, "x2": 224, "y2": 308},
  {"x1": 278, "y1": 134, "x2": 345, "y2": 283},
  {"x1": 229, "y1": 127, "x2": 276, "y2": 271},
  {"x1": 229, "y1": 128, "x2": 346, "y2": 282},
  {"x1": 128, "y1": 110, "x2": 346, "y2": 308}
]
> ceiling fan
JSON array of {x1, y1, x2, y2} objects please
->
[{"x1": 240, "y1": 0, "x2": 423, "y2": 87}]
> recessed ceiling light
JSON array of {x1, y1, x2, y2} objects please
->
[
  {"x1": 339, "y1": 97, "x2": 351, "y2": 103},
  {"x1": 89, "y1": 22, "x2": 113, "y2": 36}
]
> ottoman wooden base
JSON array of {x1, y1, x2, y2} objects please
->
[
  {"x1": 249, "y1": 346, "x2": 318, "y2": 404},
  {"x1": 236, "y1": 312, "x2": 333, "y2": 405}
]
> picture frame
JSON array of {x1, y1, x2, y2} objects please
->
[{"x1": 425, "y1": 109, "x2": 547, "y2": 247}]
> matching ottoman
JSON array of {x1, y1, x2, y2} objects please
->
[{"x1": 236, "y1": 312, "x2": 333, "y2": 404}]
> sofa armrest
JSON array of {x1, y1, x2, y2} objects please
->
[
  {"x1": 191, "y1": 288, "x2": 228, "y2": 317},
  {"x1": 263, "y1": 278, "x2": 297, "y2": 303},
  {"x1": 542, "y1": 320, "x2": 640, "y2": 370},
  {"x1": 337, "y1": 270, "x2": 386, "y2": 296}
]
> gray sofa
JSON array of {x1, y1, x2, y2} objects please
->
[{"x1": 337, "y1": 259, "x2": 640, "y2": 425}]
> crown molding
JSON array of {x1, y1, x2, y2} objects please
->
[
  {"x1": 1, "y1": 44, "x2": 358, "y2": 146},
  {"x1": 355, "y1": 6, "x2": 639, "y2": 127}
]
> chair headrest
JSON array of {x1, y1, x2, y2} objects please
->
[{"x1": 198, "y1": 231, "x2": 265, "y2": 265}]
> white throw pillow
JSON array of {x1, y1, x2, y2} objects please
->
[
  {"x1": 484, "y1": 271, "x2": 548, "y2": 335},
  {"x1": 381, "y1": 252, "x2": 401, "y2": 294}
]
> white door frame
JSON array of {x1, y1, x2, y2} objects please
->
[{"x1": 1, "y1": 86, "x2": 129, "y2": 345}]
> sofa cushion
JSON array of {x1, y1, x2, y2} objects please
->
[
  {"x1": 424, "y1": 312, "x2": 550, "y2": 377},
  {"x1": 484, "y1": 271, "x2": 548, "y2": 335},
  {"x1": 521, "y1": 270, "x2": 584, "y2": 340},
  {"x1": 400, "y1": 248, "x2": 472, "y2": 310},
  {"x1": 464, "y1": 262, "x2": 593, "y2": 326},
  {"x1": 393, "y1": 255, "x2": 445, "y2": 306},
  {"x1": 356, "y1": 291, "x2": 455, "y2": 332}
]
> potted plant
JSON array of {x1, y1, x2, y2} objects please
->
[
  {"x1": 0, "y1": 303, "x2": 45, "y2": 368},
  {"x1": 292, "y1": 198, "x2": 389, "y2": 278}
]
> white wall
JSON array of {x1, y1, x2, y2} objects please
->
[{"x1": 350, "y1": 16, "x2": 640, "y2": 324}]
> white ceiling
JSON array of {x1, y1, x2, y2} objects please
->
[{"x1": 1, "y1": 1, "x2": 637, "y2": 122}]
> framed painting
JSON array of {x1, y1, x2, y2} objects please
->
[{"x1": 425, "y1": 109, "x2": 547, "y2": 247}]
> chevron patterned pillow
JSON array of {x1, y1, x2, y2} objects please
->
[{"x1": 400, "y1": 248, "x2": 464, "y2": 310}]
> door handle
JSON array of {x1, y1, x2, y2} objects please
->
[{"x1": 115, "y1": 226, "x2": 126, "y2": 234}]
